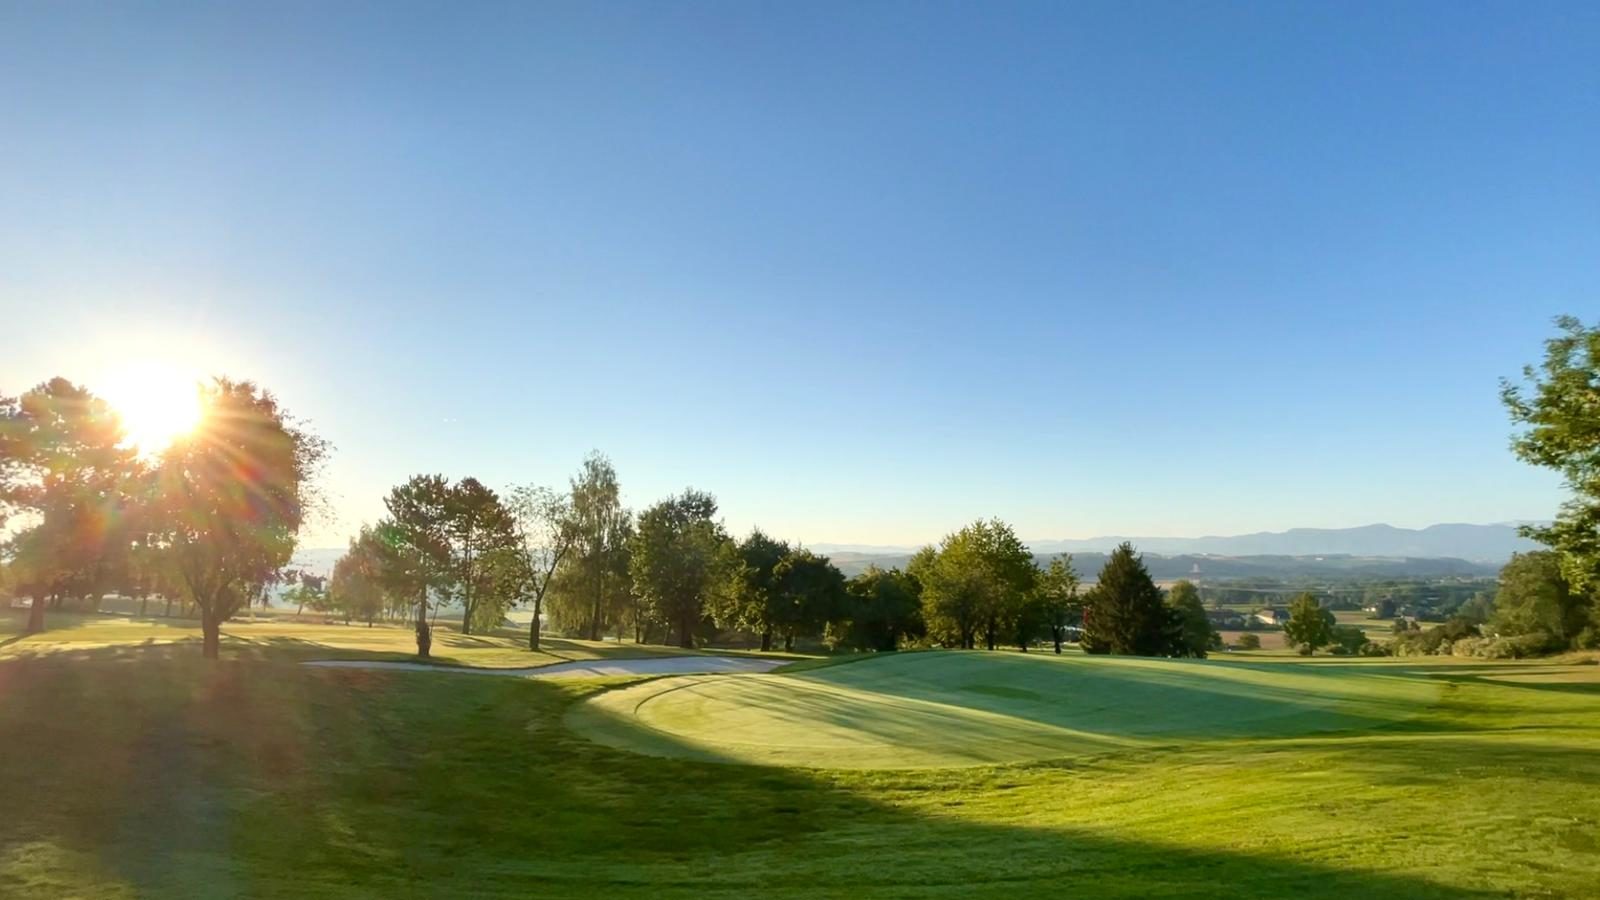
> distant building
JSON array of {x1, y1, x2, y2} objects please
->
[
  {"x1": 1253, "y1": 608, "x2": 1290, "y2": 626},
  {"x1": 1206, "y1": 610, "x2": 1245, "y2": 628}
]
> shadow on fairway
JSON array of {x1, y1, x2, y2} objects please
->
[{"x1": 0, "y1": 642, "x2": 1582, "y2": 898}]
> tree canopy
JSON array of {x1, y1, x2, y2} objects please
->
[
  {"x1": 1283, "y1": 592, "x2": 1336, "y2": 654},
  {"x1": 150, "y1": 379, "x2": 327, "y2": 658},
  {"x1": 1503, "y1": 315, "x2": 1600, "y2": 591},
  {"x1": 1081, "y1": 543, "x2": 1166, "y2": 656},
  {"x1": 629, "y1": 489, "x2": 727, "y2": 649}
]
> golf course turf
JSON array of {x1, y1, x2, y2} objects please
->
[
  {"x1": 3, "y1": 614, "x2": 1599, "y2": 897},
  {"x1": 567, "y1": 651, "x2": 1444, "y2": 768}
]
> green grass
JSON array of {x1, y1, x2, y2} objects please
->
[
  {"x1": 568, "y1": 651, "x2": 1446, "y2": 768},
  {"x1": 0, "y1": 610, "x2": 806, "y2": 669},
  {"x1": 1, "y1": 617, "x2": 1597, "y2": 898}
]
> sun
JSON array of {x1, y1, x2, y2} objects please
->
[{"x1": 102, "y1": 361, "x2": 205, "y2": 452}]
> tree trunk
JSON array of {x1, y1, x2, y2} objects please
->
[
  {"x1": 200, "y1": 611, "x2": 222, "y2": 659},
  {"x1": 416, "y1": 592, "x2": 432, "y2": 658},
  {"x1": 164, "y1": 597, "x2": 174, "y2": 617},
  {"x1": 589, "y1": 570, "x2": 604, "y2": 641},
  {"x1": 138, "y1": 594, "x2": 149, "y2": 617},
  {"x1": 528, "y1": 597, "x2": 542, "y2": 651},
  {"x1": 24, "y1": 592, "x2": 46, "y2": 635},
  {"x1": 1053, "y1": 628, "x2": 1063, "y2": 654},
  {"x1": 678, "y1": 611, "x2": 695, "y2": 649},
  {"x1": 783, "y1": 633, "x2": 793, "y2": 652},
  {"x1": 760, "y1": 628, "x2": 772, "y2": 652}
]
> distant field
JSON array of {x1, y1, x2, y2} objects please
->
[{"x1": 2, "y1": 614, "x2": 1597, "y2": 898}]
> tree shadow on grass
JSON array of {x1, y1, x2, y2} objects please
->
[{"x1": 0, "y1": 642, "x2": 1574, "y2": 898}]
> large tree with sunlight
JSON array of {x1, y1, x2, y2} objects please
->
[{"x1": 151, "y1": 379, "x2": 327, "y2": 658}]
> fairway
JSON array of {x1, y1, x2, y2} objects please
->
[{"x1": 567, "y1": 651, "x2": 1444, "y2": 768}]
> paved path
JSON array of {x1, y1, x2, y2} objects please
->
[{"x1": 302, "y1": 655, "x2": 786, "y2": 679}]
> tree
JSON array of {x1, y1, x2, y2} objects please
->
[
  {"x1": 0, "y1": 379, "x2": 137, "y2": 634},
  {"x1": 1283, "y1": 592, "x2": 1336, "y2": 655},
  {"x1": 444, "y1": 477, "x2": 520, "y2": 635},
  {"x1": 770, "y1": 549, "x2": 847, "y2": 652},
  {"x1": 840, "y1": 566, "x2": 923, "y2": 651},
  {"x1": 566, "y1": 452, "x2": 631, "y2": 641},
  {"x1": 719, "y1": 529, "x2": 792, "y2": 651},
  {"x1": 282, "y1": 573, "x2": 328, "y2": 618},
  {"x1": 913, "y1": 542, "x2": 979, "y2": 649},
  {"x1": 1457, "y1": 591, "x2": 1495, "y2": 626},
  {"x1": 1503, "y1": 316, "x2": 1600, "y2": 592},
  {"x1": 629, "y1": 489, "x2": 727, "y2": 648},
  {"x1": 150, "y1": 379, "x2": 326, "y2": 658},
  {"x1": 1327, "y1": 624, "x2": 1369, "y2": 655},
  {"x1": 1035, "y1": 555, "x2": 1080, "y2": 654},
  {"x1": 380, "y1": 475, "x2": 454, "y2": 657},
  {"x1": 916, "y1": 520, "x2": 1037, "y2": 650},
  {"x1": 1080, "y1": 543, "x2": 1166, "y2": 655},
  {"x1": 508, "y1": 483, "x2": 578, "y2": 651},
  {"x1": 1165, "y1": 579, "x2": 1214, "y2": 658},
  {"x1": 330, "y1": 527, "x2": 389, "y2": 627},
  {"x1": 1491, "y1": 550, "x2": 1588, "y2": 649},
  {"x1": 1235, "y1": 632, "x2": 1261, "y2": 650}
]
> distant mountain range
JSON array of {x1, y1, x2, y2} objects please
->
[
  {"x1": 823, "y1": 550, "x2": 1502, "y2": 581},
  {"x1": 814, "y1": 523, "x2": 1539, "y2": 564},
  {"x1": 296, "y1": 523, "x2": 1538, "y2": 583}
]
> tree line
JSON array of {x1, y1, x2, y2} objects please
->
[
  {"x1": 324, "y1": 465, "x2": 1220, "y2": 660},
  {"x1": 0, "y1": 376, "x2": 1218, "y2": 663},
  {"x1": 12, "y1": 313, "x2": 1587, "y2": 663}
]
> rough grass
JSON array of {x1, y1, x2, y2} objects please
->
[{"x1": 1, "y1": 617, "x2": 1597, "y2": 898}]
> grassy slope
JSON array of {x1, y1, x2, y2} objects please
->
[
  {"x1": 568, "y1": 651, "x2": 1445, "y2": 767},
  {"x1": 1, "y1": 621, "x2": 1597, "y2": 898}
]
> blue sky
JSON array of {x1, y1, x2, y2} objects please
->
[{"x1": 2, "y1": 1, "x2": 1595, "y2": 547}]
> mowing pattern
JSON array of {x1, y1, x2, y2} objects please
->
[{"x1": 566, "y1": 652, "x2": 1442, "y2": 768}]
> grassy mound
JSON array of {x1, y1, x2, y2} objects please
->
[{"x1": 567, "y1": 651, "x2": 1443, "y2": 768}]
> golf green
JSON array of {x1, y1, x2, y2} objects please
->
[{"x1": 566, "y1": 651, "x2": 1443, "y2": 768}]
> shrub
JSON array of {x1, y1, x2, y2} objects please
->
[
  {"x1": 1328, "y1": 624, "x2": 1368, "y2": 655},
  {"x1": 1450, "y1": 632, "x2": 1556, "y2": 659},
  {"x1": 1234, "y1": 633, "x2": 1260, "y2": 650},
  {"x1": 1359, "y1": 641, "x2": 1391, "y2": 657}
]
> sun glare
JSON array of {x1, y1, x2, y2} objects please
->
[{"x1": 103, "y1": 361, "x2": 204, "y2": 452}]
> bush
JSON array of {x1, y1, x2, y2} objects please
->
[
  {"x1": 1328, "y1": 624, "x2": 1368, "y2": 655},
  {"x1": 1449, "y1": 632, "x2": 1556, "y2": 659},
  {"x1": 1359, "y1": 641, "x2": 1391, "y2": 657},
  {"x1": 1234, "y1": 633, "x2": 1260, "y2": 650}
]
